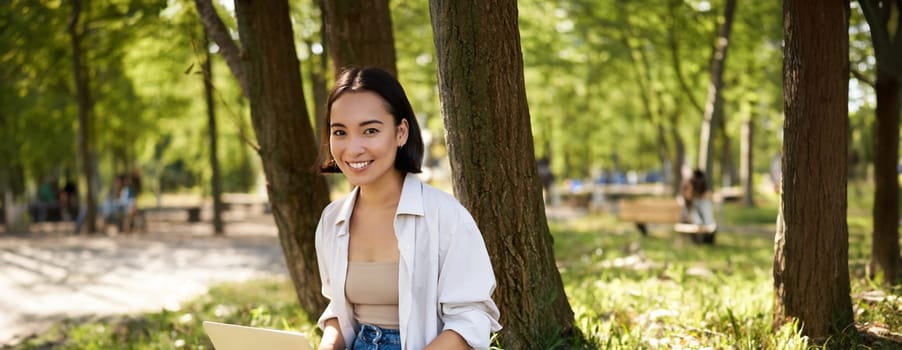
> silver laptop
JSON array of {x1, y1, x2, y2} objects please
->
[{"x1": 203, "y1": 321, "x2": 312, "y2": 350}]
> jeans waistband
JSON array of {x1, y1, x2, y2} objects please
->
[{"x1": 356, "y1": 323, "x2": 401, "y2": 345}]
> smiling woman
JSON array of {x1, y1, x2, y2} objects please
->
[{"x1": 312, "y1": 67, "x2": 501, "y2": 350}]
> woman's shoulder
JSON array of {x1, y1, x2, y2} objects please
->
[
  {"x1": 418, "y1": 182, "x2": 479, "y2": 229},
  {"x1": 420, "y1": 182, "x2": 466, "y2": 211}
]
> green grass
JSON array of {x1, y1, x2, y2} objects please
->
[{"x1": 10, "y1": 201, "x2": 902, "y2": 349}]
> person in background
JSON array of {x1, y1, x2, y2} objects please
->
[
  {"x1": 680, "y1": 169, "x2": 715, "y2": 226},
  {"x1": 59, "y1": 175, "x2": 78, "y2": 221},
  {"x1": 314, "y1": 67, "x2": 501, "y2": 350},
  {"x1": 123, "y1": 170, "x2": 142, "y2": 233}
]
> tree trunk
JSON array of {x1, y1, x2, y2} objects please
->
[
  {"x1": 195, "y1": 0, "x2": 331, "y2": 316},
  {"x1": 321, "y1": 0, "x2": 396, "y2": 77},
  {"x1": 68, "y1": 0, "x2": 98, "y2": 234},
  {"x1": 429, "y1": 0, "x2": 576, "y2": 348},
  {"x1": 774, "y1": 0, "x2": 854, "y2": 343},
  {"x1": 202, "y1": 33, "x2": 224, "y2": 235},
  {"x1": 698, "y1": 0, "x2": 737, "y2": 186},
  {"x1": 858, "y1": 0, "x2": 902, "y2": 284},
  {"x1": 718, "y1": 106, "x2": 739, "y2": 187},
  {"x1": 669, "y1": 113, "x2": 685, "y2": 197},
  {"x1": 740, "y1": 117, "x2": 755, "y2": 207},
  {"x1": 870, "y1": 69, "x2": 901, "y2": 283}
]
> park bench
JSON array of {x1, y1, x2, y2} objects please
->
[
  {"x1": 616, "y1": 197, "x2": 717, "y2": 244},
  {"x1": 140, "y1": 206, "x2": 202, "y2": 223}
]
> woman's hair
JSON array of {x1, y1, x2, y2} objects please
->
[
  {"x1": 690, "y1": 169, "x2": 708, "y2": 196},
  {"x1": 316, "y1": 67, "x2": 424, "y2": 174}
]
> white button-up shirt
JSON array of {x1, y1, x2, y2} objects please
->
[{"x1": 315, "y1": 174, "x2": 502, "y2": 349}]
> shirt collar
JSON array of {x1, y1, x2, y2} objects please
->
[
  {"x1": 332, "y1": 173, "x2": 425, "y2": 235},
  {"x1": 396, "y1": 173, "x2": 425, "y2": 216}
]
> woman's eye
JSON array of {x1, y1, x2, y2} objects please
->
[
  {"x1": 363, "y1": 128, "x2": 379, "y2": 135},
  {"x1": 332, "y1": 130, "x2": 346, "y2": 136}
]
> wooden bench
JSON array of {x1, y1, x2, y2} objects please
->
[
  {"x1": 616, "y1": 198, "x2": 717, "y2": 243},
  {"x1": 140, "y1": 206, "x2": 202, "y2": 223}
]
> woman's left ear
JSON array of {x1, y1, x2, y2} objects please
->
[{"x1": 397, "y1": 119, "x2": 409, "y2": 147}]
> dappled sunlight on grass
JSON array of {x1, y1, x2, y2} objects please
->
[
  {"x1": 552, "y1": 207, "x2": 901, "y2": 349},
  {"x1": 552, "y1": 213, "x2": 779, "y2": 348}
]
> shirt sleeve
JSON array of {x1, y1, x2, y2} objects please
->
[
  {"x1": 314, "y1": 212, "x2": 338, "y2": 330},
  {"x1": 437, "y1": 218, "x2": 502, "y2": 350}
]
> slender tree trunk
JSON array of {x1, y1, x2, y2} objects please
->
[
  {"x1": 68, "y1": 0, "x2": 97, "y2": 234},
  {"x1": 202, "y1": 33, "x2": 224, "y2": 235},
  {"x1": 669, "y1": 113, "x2": 686, "y2": 196},
  {"x1": 195, "y1": 0, "x2": 330, "y2": 315},
  {"x1": 740, "y1": 117, "x2": 755, "y2": 207},
  {"x1": 321, "y1": 0, "x2": 396, "y2": 77},
  {"x1": 774, "y1": 0, "x2": 854, "y2": 343},
  {"x1": 429, "y1": 0, "x2": 576, "y2": 348},
  {"x1": 870, "y1": 70, "x2": 901, "y2": 283},
  {"x1": 718, "y1": 106, "x2": 739, "y2": 187},
  {"x1": 698, "y1": 0, "x2": 737, "y2": 185},
  {"x1": 858, "y1": 0, "x2": 902, "y2": 284}
]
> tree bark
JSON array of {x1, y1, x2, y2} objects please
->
[
  {"x1": 202, "y1": 33, "x2": 224, "y2": 235},
  {"x1": 698, "y1": 0, "x2": 737, "y2": 185},
  {"x1": 858, "y1": 0, "x2": 902, "y2": 284},
  {"x1": 68, "y1": 0, "x2": 98, "y2": 234},
  {"x1": 774, "y1": 0, "x2": 854, "y2": 343},
  {"x1": 195, "y1": 0, "x2": 330, "y2": 316},
  {"x1": 429, "y1": 0, "x2": 576, "y2": 348},
  {"x1": 870, "y1": 69, "x2": 901, "y2": 283},
  {"x1": 321, "y1": 0, "x2": 396, "y2": 77}
]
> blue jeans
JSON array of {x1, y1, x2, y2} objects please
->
[{"x1": 352, "y1": 323, "x2": 401, "y2": 350}]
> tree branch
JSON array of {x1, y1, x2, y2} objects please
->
[
  {"x1": 667, "y1": 0, "x2": 704, "y2": 115},
  {"x1": 193, "y1": 0, "x2": 249, "y2": 97},
  {"x1": 850, "y1": 64, "x2": 876, "y2": 88}
]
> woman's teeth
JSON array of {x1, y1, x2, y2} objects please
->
[{"x1": 349, "y1": 161, "x2": 370, "y2": 169}]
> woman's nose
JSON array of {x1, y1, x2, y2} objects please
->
[{"x1": 348, "y1": 135, "x2": 366, "y2": 153}]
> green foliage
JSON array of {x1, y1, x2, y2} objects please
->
[{"x1": 4, "y1": 0, "x2": 259, "y2": 200}]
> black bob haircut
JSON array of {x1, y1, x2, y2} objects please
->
[{"x1": 317, "y1": 67, "x2": 424, "y2": 174}]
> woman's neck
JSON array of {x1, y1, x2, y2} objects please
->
[{"x1": 356, "y1": 171, "x2": 405, "y2": 209}]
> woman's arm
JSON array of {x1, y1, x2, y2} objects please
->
[
  {"x1": 424, "y1": 330, "x2": 470, "y2": 349},
  {"x1": 318, "y1": 318, "x2": 346, "y2": 350}
]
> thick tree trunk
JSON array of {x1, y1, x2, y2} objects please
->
[
  {"x1": 429, "y1": 0, "x2": 576, "y2": 348},
  {"x1": 774, "y1": 0, "x2": 854, "y2": 343},
  {"x1": 233, "y1": 0, "x2": 330, "y2": 316},
  {"x1": 68, "y1": 0, "x2": 98, "y2": 234},
  {"x1": 195, "y1": 0, "x2": 331, "y2": 316},
  {"x1": 202, "y1": 33, "x2": 224, "y2": 235},
  {"x1": 321, "y1": 0, "x2": 396, "y2": 76},
  {"x1": 871, "y1": 70, "x2": 901, "y2": 283},
  {"x1": 740, "y1": 117, "x2": 755, "y2": 207},
  {"x1": 698, "y1": 0, "x2": 737, "y2": 185}
]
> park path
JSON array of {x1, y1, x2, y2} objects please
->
[{"x1": 0, "y1": 214, "x2": 288, "y2": 346}]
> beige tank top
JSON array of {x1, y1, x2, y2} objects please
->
[{"x1": 345, "y1": 262, "x2": 400, "y2": 329}]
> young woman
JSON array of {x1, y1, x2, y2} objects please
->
[{"x1": 314, "y1": 67, "x2": 501, "y2": 350}]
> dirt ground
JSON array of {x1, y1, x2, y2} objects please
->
[{"x1": 0, "y1": 209, "x2": 288, "y2": 346}]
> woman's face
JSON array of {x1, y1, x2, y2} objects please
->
[{"x1": 329, "y1": 91, "x2": 409, "y2": 188}]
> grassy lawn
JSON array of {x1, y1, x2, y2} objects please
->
[{"x1": 10, "y1": 200, "x2": 902, "y2": 349}]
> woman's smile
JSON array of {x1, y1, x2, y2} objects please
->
[{"x1": 347, "y1": 160, "x2": 373, "y2": 170}]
